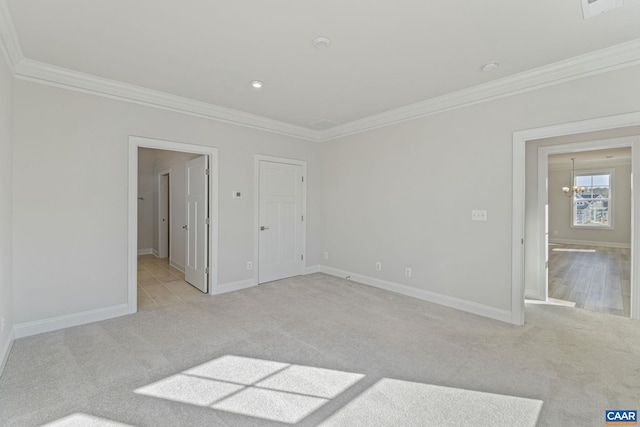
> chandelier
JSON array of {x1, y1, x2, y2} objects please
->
[{"x1": 562, "y1": 157, "x2": 586, "y2": 197}]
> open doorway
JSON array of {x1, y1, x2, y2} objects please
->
[
  {"x1": 128, "y1": 137, "x2": 219, "y2": 314},
  {"x1": 512, "y1": 113, "x2": 640, "y2": 325},
  {"x1": 546, "y1": 147, "x2": 631, "y2": 317}
]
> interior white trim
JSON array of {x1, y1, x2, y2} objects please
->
[
  {"x1": 129, "y1": 136, "x2": 219, "y2": 311},
  {"x1": 0, "y1": 0, "x2": 22, "y2": 69},
  {"x1": 305, "y1": 265, "x2": 321, "y2": 275},
  {"x1": 0, "y1": 329, "x2": 14, "y2": 376},
  {"x1": 314, "y1": 39, "x2": 640, "y2": 141},
  {"x1": 14, "y1": 59, "x2": 320, "y2": 142},
  {"x1": 513, "y1": 112, "x2": 640, "y2": 325},
  {"x1": 13, "y1": 304, "x2": 130, "y2": 339},
  {"x1": 137, "y1": 248, "x2": 153, "y2": 256},
  {"x1": 169, "y1": 259, "x2": 185, "y2": 273},
  {"x1": 253, "y1": 155, "x2": 308, "y2": 285},
  {"x1": 0, "y1": 0, "x2": 637, "y2": 144},
  {"x1": 549, "y1": 238, "x2": 630, "y2": 249},
  {"x1": 214, "y1": 279, "x2": 256, "y2": 295},
  {"x1": 320, "y1": 266, "x2": 512, "y2": 323}
]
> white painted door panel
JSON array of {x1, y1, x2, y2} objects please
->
[
  {"x1": 259, "y1": 161, "x2": 304, "y2": 283},
  {"x1": 185, "y1": 156, "x2": 208, "y2": 293}
]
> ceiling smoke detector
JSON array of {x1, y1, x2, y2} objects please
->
[
  {"x1": 313, "y1": 37, "x2": 332, "y2": 49},
  {"x1": 481, "y1": 61, "x2": 500, "y2": 73}
]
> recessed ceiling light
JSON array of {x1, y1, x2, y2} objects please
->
[
  {"x1": 481, "y1": 61, "x2": 500, "y2": 72},
  {"x1": 250, "y1": 80, "x2": 263, "y2": 89},
  {"x1": 313, "y1": 37, "x2": 332, "y2": 49}
]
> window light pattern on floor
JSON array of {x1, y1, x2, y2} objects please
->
[
  {"x1": 42, "y1": 413, "x2": 136, "y2": 427},
  {"x1": 320, "y1": 378, "x2": 543, "y2": 427},
  {"x1": 134, "y1": 355, "x2": 365, "y2": 424}
]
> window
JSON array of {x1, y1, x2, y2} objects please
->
[{"x1": 572, "y1": 171, "x2": 612, "y2": 228}]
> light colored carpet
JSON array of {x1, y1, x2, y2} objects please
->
[{"x1": 0, "y1": 273, "x2": 638, "y2": 426}]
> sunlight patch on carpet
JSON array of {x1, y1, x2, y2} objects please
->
[
  {"x1": 135, "y1": 355, "x2": 365, "y2": 424},
  {"x1": 41, "y1": 413, "x2": 136, "y2": 427},
  {"x1": 320, "y1": 378, "x2": 543, "y2": 427}
]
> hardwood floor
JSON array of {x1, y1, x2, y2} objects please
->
[{"x1": 548, "y1": 243, "x2": 630, "y2": 317}]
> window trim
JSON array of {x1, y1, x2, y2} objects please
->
[{"x1": 570, "y1": 168, "x2": 614, "y2": 230}]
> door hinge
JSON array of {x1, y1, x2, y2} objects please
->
[
  {"x1": 521, "y1": 238, "x2": 524, "y2": 244},
  {"x1": 205, "y1": 218, "x2": 210, "y2": 225},
  {"x1": 302, "y1": 176, "x2": 304, "y2": 182},
  {"x1": 205, "y1": 168, "x2": 210, "y2": 175},
  {"x1": 205, "y1": 267, "x2": 210, "y2": 274},
  {"x1": 301, "y1": 215, "x2": 304, "y2": 221},
  {"x1": 301, "y1": 254, "x2": 304, "y2": 261}
]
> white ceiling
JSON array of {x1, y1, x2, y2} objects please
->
[
  {"x1": 549, "y1": 147, "x2": 632, "y2": 165},
  {"x1": 4, "y1": 0, "x2": 640, "y2": 134}
]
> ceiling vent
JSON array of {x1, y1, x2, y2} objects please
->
[
  {"x1": 309, "y1": 119, "x2": 340, "y2": 130},
  {"x1": 581, "y1": 0, "x2": 623, "y2": 19}
]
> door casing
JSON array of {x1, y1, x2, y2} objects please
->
[
  {"x1": 512, "y1": 112, "x2": 640, "y2": 325},
  {"x1": 128, "y1": 136, "x2": 219, "y2": 313}
]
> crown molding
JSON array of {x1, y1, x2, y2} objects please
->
[
  {"x1": 318, "y1": 38, "x2": 640, "y2": 142},
  {"x1": 0, "y1": 0, "x2": 23, "y2": 69},
  {"x1": 13, "y1": 59, "x2": 321, "y2": 142},
  {"x1": 2, "y1": 0, "x2": 639, "y2": 143}
]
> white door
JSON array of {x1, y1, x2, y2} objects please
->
[
  {"x1": 185, "y1": 156, "x2": 208, "y2": 293},
  {"x1": 259, "y1": 161, "x2": 305, "y2": 283},
  {"x1": 158, "y1": 172, "x2": 170, "y2": 258}
]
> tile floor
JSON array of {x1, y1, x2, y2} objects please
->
[{"x1": 137, "y1": 255, "x2": 208, "y2": 309}]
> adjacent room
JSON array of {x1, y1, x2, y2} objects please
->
[{"x1": 1, "y1": 0, "x2": 639, "y2": 426}]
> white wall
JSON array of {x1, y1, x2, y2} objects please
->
[
  {"x1": 12, "y1": 80, "x2": 321, "y2": 325},
  {"x1": 137, "y1": 148, "x2": 155, "y2": 252},
  {"x1": 0, "y1": 50, "x2": 14, "y2": 369},
  {"x1": 320, "y1": 64, "x2": 640, "y2": 315},
  {"x1": 548, "y1": 161, "x2": 631, "y2": 246},
  {"x1": 150, "y1": 149, "x2": 200, "y2": 269}
]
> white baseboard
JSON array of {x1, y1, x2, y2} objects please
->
[
  {"x1": 169, "y1": 259, "x2": 185, "y2": 272},
  {"x1": 0, "y1": 329, "x2": 14, "y2": 377},
  {"x1": 305, "y1": 265, "x2": 321, "y2": 274},
  {"x1": 549, "y1": 238, "x2": 630, "y2": 249},
  {"x1": 319, "y1": 266, "x2": 513, "y2": 324},
  {"x1": 137, "y1": 248, "x2": 153, "y2": 255},
  {"x1": 13, "y1": 304, "x2": 131, "y2": 339},
  {"x1": 152, "y1": 249, "x2": 160, "y2": 257},
  {"x1": 214, "y1": 279, "x2": 256, "y2": 295}
]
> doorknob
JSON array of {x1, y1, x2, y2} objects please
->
[
  {"x1": 183, "y1": 225, "x2": 188, "y2": 230},
  {"x1": 260, "y1": 226, "x2": 270, "y2": 231}
]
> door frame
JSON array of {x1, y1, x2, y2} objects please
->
[
  {"x1": 128, "y1": 136, "x2": 219, "y2": 313},
  {"x1": 512, "y1": 111, "x2": 640, "y2": 325},
  {"x1": 253, "y1": 155, "x2": 307, "y2": 285},
  {"x1": 157, "y1": 169, "x2": 171, "y2": 259},
  {"x1": 532, "y1": 137, "x2": 635, "y2": 302}
]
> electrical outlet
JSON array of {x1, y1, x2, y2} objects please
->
[
  {"x1": 246, "y1": 261, "x2": 253, "y2": 270},
  {"x1": 553, "y1": 230, "x2": 558, "y2": 236},
  {"x1": 405, "y1": 267, "x2": 412, "y2": 277},
  {"x1": 376, "y1": 262, "x2": 382, "y2": 271},
  {"x1": 323, "y1": 251, "x2": 329, "y2": 260},
  {"x1": 471, "y1": 210, "x2": 487, "y2": 221}
]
